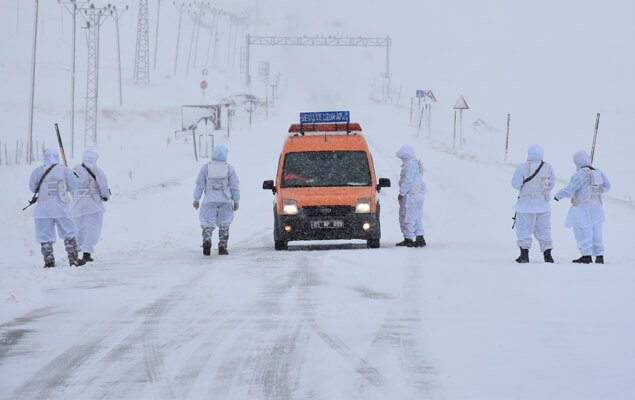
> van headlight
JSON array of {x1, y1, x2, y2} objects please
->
[
  {"x1": 283, "y1": 199, "x2": 299, "y2": 215},
  {"x1": 355, "y1": 197, "x2": 371, "y2": 214}
]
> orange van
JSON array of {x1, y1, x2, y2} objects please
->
[{"x1": 262, "y1": 112, "x2": 391, "y2": 250}]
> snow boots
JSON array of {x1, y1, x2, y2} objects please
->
[
  {"x1": 64, "y1": 237, "x2": 85, "y2": 267},
  {"x1": 396, "y1": 238, "x2": 415, "y2": 247},
  {"x1": 203, "y1": 241, "x2": 211, "y2": 256},
  {"x1": 414, "y1": 235, "x2": 426, "y2": 248},
  {"x1": 595, "y1": 255, "x2": 604, "y2": 264},
  {"x1": 41, "y1": 241, "x2": 55, "y2": 268},
  {"x1": 572, "y1": 255, "x2": 593, "y2": 264},
  {"x1": 515, "y1": 248, "x2": 529, "y2": 263},
  {"x1": 201, "y1": 226, "x2": 229, "y2": 256},
  {"x1": 218, "y1": 226, "x2": 229, "y2": 255},
  {"x1": 82, "y1": 252, "x2": 94, "y2": 262},
  {"x1": 543, "y1": 249, "x2": 554, "y2": 263},
  {"x1": 202, "y1": 227, "x2": 213, "y2": 256}
]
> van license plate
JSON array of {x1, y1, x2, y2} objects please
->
[{"x1": 310, "y1": 220, "x2": 344, "y2": 229}]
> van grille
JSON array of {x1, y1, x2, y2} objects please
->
[{"x1": 302, "y1": 206, "x2": 353, "y2": 217}]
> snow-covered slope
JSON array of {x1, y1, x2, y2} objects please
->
[{"x1": 1, "y1": 1, "x2": 634, "y2": 399}]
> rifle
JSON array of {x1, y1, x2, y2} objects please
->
[
  {"x1": 590, "y1": 113, "x2": 600, "y2": 163},
  {"x1": 55, "y1": 123, "x2": 68, "y2": 166},
  {"x1": 23, "y1": 164, "x2": 56, "y2": 211}
]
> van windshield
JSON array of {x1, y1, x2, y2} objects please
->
[{"x1": 281, "y1": 151, "x2": 372, "y2": 188}]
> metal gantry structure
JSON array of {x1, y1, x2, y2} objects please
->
[
  {"x1": 133, "y1": 0, "x2": 150, "y2": 85},
  {"x1": 79, "y1": 4, "x2": 110, "y2": 147},
  {"x1": 244, "y1": 35, "x2": 392, "y2": 94},
  {"x1": 59, "y1": 0, "x2": 91, "y2": 157}
]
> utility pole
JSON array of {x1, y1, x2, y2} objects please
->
[
  {"x1": 153, "y1": 0, "x2": 161, "y2": 71},
  {"x1": 133, "y1": 0, "x2": 150, "y2": 85},
  {"x1": 27, "y1": 0, "x2": 40, "y2": 164},
  {"x1": 107, "y1": 4, "x2": 128, "y2": 107},
  {"x1": 173, "y1": 1, "x2": 185, "y2": 76}
]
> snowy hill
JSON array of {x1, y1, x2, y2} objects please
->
[{"x1": 1, "y1": 1, "x2": 635, "y2": 399}]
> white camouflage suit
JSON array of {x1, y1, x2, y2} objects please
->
[
  {"x1": 396, "y1": 144, "x2": 426, "y2": 239},
  {"x1": 512, "y1": 144, "x2": 556, "y2": 252},
  {"x1": 193, "y1": 144, "x2": 240, "y2": 248},
  {"x1": 70, "y1": 148, "x2": 110, "y2": 255},
  {"x1": 29, "y1": 148, "x2": 81, "y2": 266},
  {"x1": 555, "y1": 151, "x2": 610, "y2": 257}
]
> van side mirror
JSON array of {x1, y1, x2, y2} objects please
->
[
  {"x1": 262, "y1": 180, "x2": 276, "y2": 193},
  {"x1": 376, "y1": 178, "x2": 391, "y2": 191}
]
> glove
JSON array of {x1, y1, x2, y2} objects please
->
[
  {"x1": 193, "y1": 200, "x2": 200, "y2": 210},
  {"x1": 398, "y1": 194, "x2": 404, "y2": 201},
  {"x1": 554, "y1": 196, "x2": 559, "y2": 202},
  {"x1": 233, "y1": 202, "x2": 239, "y2": 212},
  {"x1": 101, "y1": 197, "x2": 109, "y2": 202}
]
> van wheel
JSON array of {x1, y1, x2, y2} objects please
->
[
  {"x1": 367, "y1": 238, "x2": 380, "y2": 249},
  {"x1": 274, "y1": 240, "x2": 288, "y2": 251}
]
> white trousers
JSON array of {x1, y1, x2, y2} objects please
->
[
  {"x1": 399, "y1": 192, "x2": 425, "y2": 239},
  {"x1": 34, "y1": 217, "x2": 77, "y2": 243},
  {"x1": 74, "y1": 212, "x2": 104, "y2": 253},
  {"x1": 573, "y1": 223, "x2": 604, "y2": 256},
  {"x1": 515, "y1": 211, "x2": 553, "y2": 252},
  {"x1": 199, "y1": 202, "x2": 234, "y2": 229}
]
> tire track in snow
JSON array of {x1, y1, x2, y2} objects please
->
[
  {"x1": 294, "y1": 255, "x2": 386, "y2": 388},
  {"x1": 92, "y1": 271, "x2": 208, "y2": 400},
  {"x1": 361, "y1": 257, "x2": 437, "y2": 396},
  {"x1": 207, "y1": 256, "x2": 308, "y2": 400}
]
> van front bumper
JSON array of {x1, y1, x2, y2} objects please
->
[{"x1": 275, "y1": 207, "x2": 380, "y2": 241}]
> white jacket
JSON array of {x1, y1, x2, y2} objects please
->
[
  {"x1": 512, "y1": 144, "x2": 555, "y2": 213},
  {"x1": 29, "y1": 148, "x2": 77, "y2": 219},
  {"x1": 555, "y1": 151, "x2": 610, "y2": 228},
  {"x1": 193, "y1": 144, "x2": 240, "y2": 204},
  {"x1": 70, "y1": 148, "x2": 110, "y2": 217},
  {"x1": 396, "y1": 144, "x2": 426, "y2": 196}
]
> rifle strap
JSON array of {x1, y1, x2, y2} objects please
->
[
  {"x1": 522, "y1": 161, "x2": 545, "y2": 185},
  {"x1": 581, "y1": 165, "x2": 596, "y2": 171},
  {"x1": 82, "y1": 163, "x2": 98, "y2": 182},
  {"x1": 35, "y1": 164, "x2": 57, "y2": 194}
]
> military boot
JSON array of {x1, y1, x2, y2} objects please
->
[
  {"x1": 414, "y1": 235, "x2": 426, "y2": 248},
  {"x1": 41, "y1": 242, "x2": 55, "y2": 268},
  {"x1": 202, "y1": 227, "x2": 213, "y2": 256},
  {"x1": 82, "y1": 252, "x2": 94, "y2": 262},
  {"x1": 396, "y1": 238, "x2": 415, "y2": 247},
  {"x1": 218, "y1": 226, "x2": 229, "y2": 255},
  {"x1": 543, "y1": 249, "x2": 554, "y2": 263},
  {"x1": 595, "y1": 255, "x2": 604, "y2": 264},
  {"x1": 515, "y1": 248, "x2": 529, "y2": 263},
  {"x1": 572, "y1": 255, "x2": 593, "y2": 264},
  {"x1": 65, "y1": 237, "x2": 86, "y2": 267}
]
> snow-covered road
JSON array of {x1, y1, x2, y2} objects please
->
[{"x1": 2, "y1": 100, "x2": 634, "y2": 399}]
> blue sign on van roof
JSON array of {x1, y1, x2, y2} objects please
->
[{"x1": 300, "y1": 111, "x2": 350, "y2": 124}]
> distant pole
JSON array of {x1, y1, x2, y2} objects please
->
[
  {"x1": 70, "y1": 2, "x2": 77, "y2": 157},
  {"x1": 426, "y1": 103, "x2": 431, "y2": 137},
  {"x1": 173, "y1": 3, "x2": 183, "y2": 76},
  {"x1": 504, "y1": 113, "x2": 511, "y2": 163},
  {"x1": 27, "y1": 0, "x2": 40, "y2": 165},
  {"x1": 417, "y1": 105, "x2": 424, "y2": 136},
  {"x1": 153, "y1": 0, "x2": 161, "y2": 71},
  {"x1": 115, "y1": 11, "x2": 123, "y2": 106},
  {"x1": 590, "y1": 112, "x2": 601, "y2": 163},
  {"x1": 185, "y1": 8, "x2": 197, "y2": 77},
  {"x1": 453, "y1": 110, "x2": 457, "y2": 149}
]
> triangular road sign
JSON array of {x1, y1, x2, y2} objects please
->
[{"x1": 454, "y1": 95, "x2": 469, "y2": 110}]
